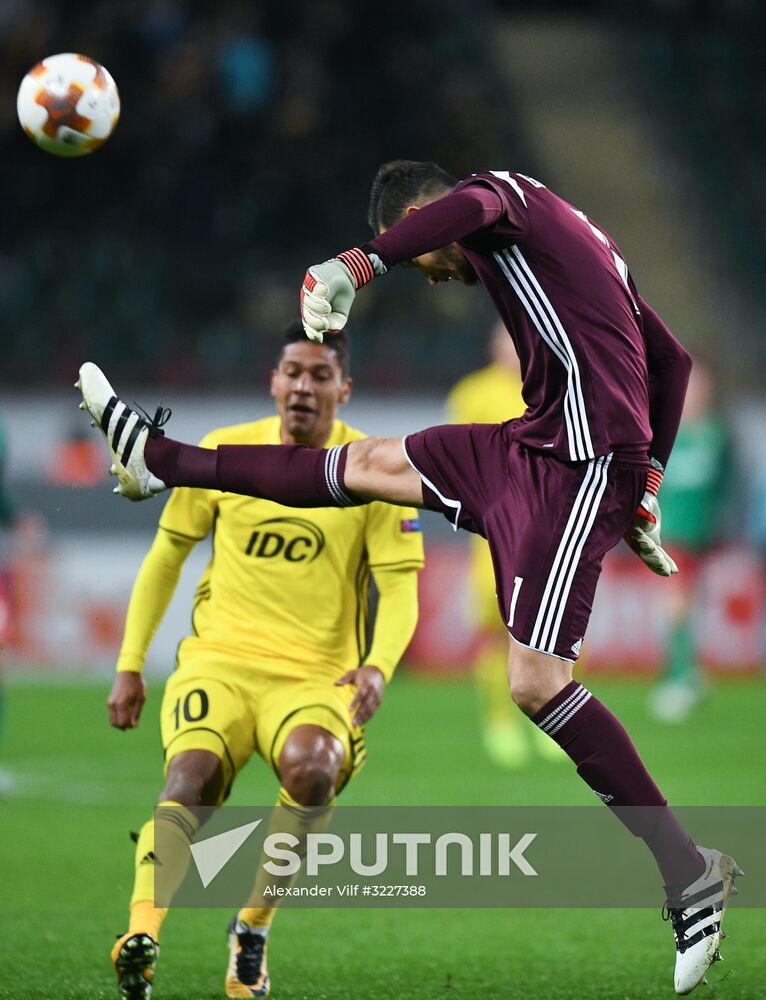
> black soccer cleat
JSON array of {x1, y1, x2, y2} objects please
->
[
  {"x1": 111, "y1": 932, "x2": 159, "y2": 1000},
  {"x1": 225, "y1": 916, "x2": 270, "y2": 998}
]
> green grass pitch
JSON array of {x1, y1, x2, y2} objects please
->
[{"x1": 1, "y1": 674, "x2": 764, "y2": 999}]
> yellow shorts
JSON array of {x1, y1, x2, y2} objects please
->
[{"x1": 160, "y1": 639, "x2": 366, "y2": 797}]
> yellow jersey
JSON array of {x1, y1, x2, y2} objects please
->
[
  {"x1": 158, "y1": 416, "x2": 424, "y2": 678},
  {"x1": 446, "y1": 361, "x2": 525, "y2": 425}
]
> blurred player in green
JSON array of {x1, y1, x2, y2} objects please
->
[
  {"x1": 447, "y1": 323, "x2": 563, "y2": 767},
  {"x1": 649, "y1": 359, "x2": 731, "y2": 723}
]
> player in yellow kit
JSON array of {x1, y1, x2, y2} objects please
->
[
  {"x1": 447, "y1": 323, "x2": 562, "y2": 768},
  {"x1": 107, "y1": 322, "x2": 424, "y2": 1000}
]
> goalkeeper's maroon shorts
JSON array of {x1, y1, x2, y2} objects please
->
[{"x1": 403, "y1": 423, "x2": 647, "y2": 662}]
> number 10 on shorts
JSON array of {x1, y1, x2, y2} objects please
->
[{"x1": 172, "y1": 688, "x2": 209, "y2": 729}]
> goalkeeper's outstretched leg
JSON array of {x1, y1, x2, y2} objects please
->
[{"x1": 76, "y1": 362, "x2": 423, "y2": 508}]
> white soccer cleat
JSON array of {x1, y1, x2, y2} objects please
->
[
  {"x1": 665, "y1": 846, "x2": 743, "y2": 994},
  {"x1": 75, "y1": 362, "x2": 169, "y2": 501}
]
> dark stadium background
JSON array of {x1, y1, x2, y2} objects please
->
[
  {"x1": 2, "y1": 0, "x2": 766, "y2": 389},
  {"x1": 0, "y1": 3, "x2": 764, "y2": 998}
]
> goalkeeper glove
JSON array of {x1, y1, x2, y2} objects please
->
[
  {"x1": 300, "y1": 248, "x2": 379, "y2": 342},
  {"x1": 623, "y1": 462, "x2": 678, "y2": 577}
]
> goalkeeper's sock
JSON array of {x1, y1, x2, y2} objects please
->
[
  {"x1": 532, "y1": 681, "x2": 704, "y2": 887},
  {"x1": 128, "y1": 801, "x2": 200, "y2": 940},
  {"x1": 145, "y1": 435, "x2": 218, "y2": 489},
  {"x1": 145, "y1": 437, "x2": 360, "y2": 508},
  {"x1": 238, "y1": 787, "x2": 335, "y2": 929}
]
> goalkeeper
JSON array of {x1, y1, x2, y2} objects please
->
[{"x1": 107, "y1": 323, "x2": 423, "y2": 999}]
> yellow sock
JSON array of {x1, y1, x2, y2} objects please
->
[
  {"x1": 128, "y1": 900, "x2": 166, "y2": 942},
  {"x1": 128, "y1": 800, "x2": 200, "y2": 940},
  {"x1": 238, "y1": 787, "x2": 335, "y2": 930}
]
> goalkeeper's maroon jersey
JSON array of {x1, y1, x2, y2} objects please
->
[{"x1": 371, "y1": 172, "x2": 659, "y2": 463}]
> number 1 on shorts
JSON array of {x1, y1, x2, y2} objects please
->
[{"x1": 508, "y1": 575, "x2": 524, "y2": 628}]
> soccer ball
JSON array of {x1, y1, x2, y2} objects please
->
[{"x1": 17, "y1": 53, "x2": 120, "y2": 157}]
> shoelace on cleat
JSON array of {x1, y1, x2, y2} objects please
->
[
  {"x1": 235, "y1": 930, "x2": 266, "y2": 984},
  {"x1": 662, "y1": 904, "x2": 720, "y2": 954},
  {"x1": 133, "y1": 402, "x2": 172, "y2": 438},
  {"x1": 663, "y1": 904, "x2": 688, "y2": 951}
]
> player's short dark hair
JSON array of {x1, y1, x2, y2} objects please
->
[
  {"x1": 277, "y1": 320, "x2": 350, "y2": 377},
  {"x1": 367, "y1": 160, "x2": 457, "y2": 233}
]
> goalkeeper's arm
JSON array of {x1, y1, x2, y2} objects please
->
[
  {"x1": 300, "y1": 187, "x2": 502, "y2": 341},
  {"x1": 620, "y1": 294, "x2": 691, "y2": 577},
  {"x1": 637, "y1": 294, "x2": 693, "y2": 470}
]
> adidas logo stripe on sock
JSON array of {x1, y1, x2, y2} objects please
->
[{"x1": 536, "y1": 682, "x2": 592, "y2": 737}]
